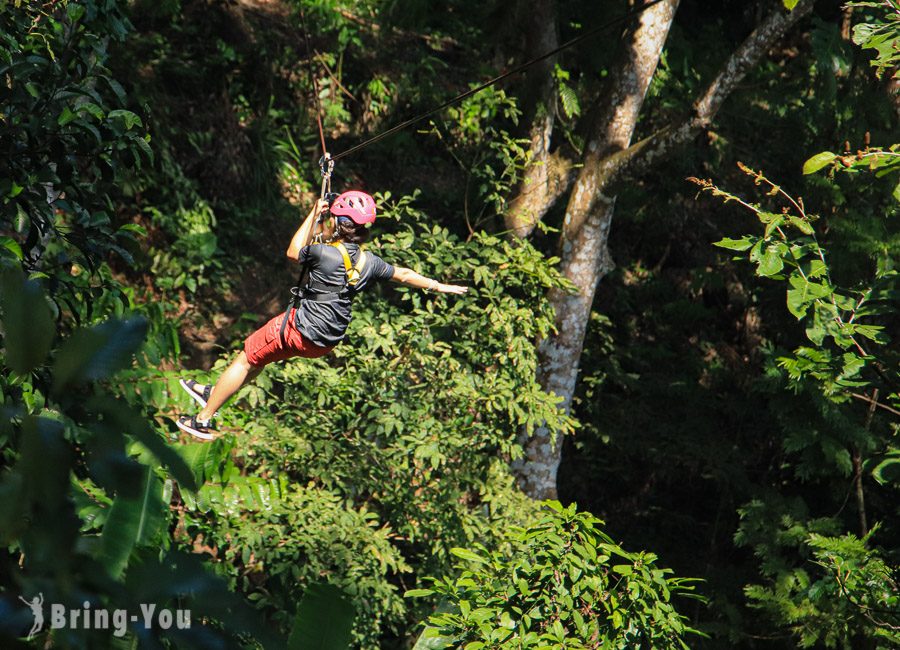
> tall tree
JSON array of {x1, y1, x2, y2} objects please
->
[{"x1": 512, "y1": 0, "x2": 816, "y2": 499}]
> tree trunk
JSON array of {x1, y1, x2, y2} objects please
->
[
  {"x1": 513, "y1": 0, "x2": 815, "y2": 499},
  {"x1": 503, "y1": 0, "x2": 570, "y2": 238},
  {"x1": 515, "y1": 0, "x2": 680, "y2": 499}
]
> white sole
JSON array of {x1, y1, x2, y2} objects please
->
[
  {"x1": 176, "y1": 418, "x2": 216, "y2": 441},
  {"x1": 179, "y1": 379, "x2": 208, "y2": 408}
]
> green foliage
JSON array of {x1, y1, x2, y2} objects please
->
[
  {"x1": 160, "y1": 196, "x2": 577, "y2": 645},
  {"x1": 695, "y1": 142, "x2": 899, "y2": 646},
  {"x1": 739, "y1": 503, "x2": 899, "y2": 649},
  {"x1": 0, "y1": 0, "x2": 151, "y2": 296},
  {"x1": 0, "y1": 267, "x2": 282, "y2": 647},
  {"x1": 848, "y1": 0, "x2": 900, "y2": 78},
  {"x1": 429, "y1": 89, "x2": 529, "y2": 227},
  {"x1": 698, "y1": 164, "x2": 896, "y2": 404},
  {"x1": 146, "y1": 201, "x2": 224, "y2": 295},
  {"x1": 410, "y1": 502, "x2": 702, "y2": 649}
]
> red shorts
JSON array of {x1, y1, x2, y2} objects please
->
[{"x1": 244, "y1": 309, "x2": 334, "y2": 367}]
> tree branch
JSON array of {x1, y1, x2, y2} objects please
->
[{"x1": 600, "y1": 0, "x2": 816, "y2": 188}]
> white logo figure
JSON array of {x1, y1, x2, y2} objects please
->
[{"x1": 18, "y1": 593, "x2": 44, "y2": 640}]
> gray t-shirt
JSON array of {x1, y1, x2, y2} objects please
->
[{"x1": 294, "y1": 243, "x2": 395, "y2": 347}]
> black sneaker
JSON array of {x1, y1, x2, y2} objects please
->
[
  {"x1": 176, "y1": 415, "x2": 217, "y2": 441},
  {"x1": 179, "y1": 379, "x2": 212, "y2": 408}
]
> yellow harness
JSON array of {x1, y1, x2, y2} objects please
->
[{"x1": 328, "y1": 242, "x2": 367, "y2": 287}]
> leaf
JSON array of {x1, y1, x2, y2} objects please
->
[
  {"x1": 87, "y1": 396, "x2": 197, "y2": 491},
  {"x1": 450, "y1": 547, "x2": 487, "y2": 564},
  {"x1": 756, "y1": 247, "x2": 784, "y2": 277},
  {"x1": 57, "y1": 106, "x2": 77, "y2": 126},
  {"x1": 787, "y1": 216, "x2": 815, "y2": 235},
  {"x1": 52, "y1": 317, "x2": 148, "y2": 393},
  {"x1": 783, "y1": 0, "x2": 800, "y2": 9},
  {"x1": 559, "y1": 84, "x2": 581, "y2": 119},
  {"x1": 613, "y1": 564, "x2": 634, "y2": 576},
  {"x1": 107, "y1": 109, "x2": 143, "y2": 130},
  {"x1": 786, "y1": 288, "x2": 810, "y2": 320},
  {"x1": 802, "y1": 151, "x2": 837, "y2": 175},
  {"x1": 411, "y1": 626, "x2": 453, "y2": 650},
  {"x1": 714, "y1": 237, "x2": 754, "y2": 251},
  {"x1": 871, "y1": 453, "x2": 900, "y2": 486},
  {"x1": 0, "y1": 268, "x2": 55, "y2": 374},
  {"x1": 100, "y1": 466, "x2": 167, "y2": 579},
  {"x1": 288, "y1": 583, "x2": 356, "y2": 650},
  {"x1": 0, "y1": 236, "x2": 23, "y2": 260},
  {"x1": 404, "y1": 589, "x2": 435, "y2": 598}
]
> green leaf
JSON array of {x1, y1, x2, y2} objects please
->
[
  {"x1": 871, "y1": 452, "x2": 900, "y2": 486},
  {"x1": 802, "y1": 151, "x2": 837, "y2": 175},
  {"x1": 87, "y1": 396, "x2": 197, "y2": 491},
  {"x1": 0, "y1": 236, "x2": 23, "y2": 260},
  {"x1": 412, "y1": 627, "x2": 453, "y2": 650},
  {"x1": 450, "y1": 547, "x2": 488, "y2": 564},
  {"x1": 107, "y1": 109, "x2": 143, "y2": 130},
  {"x1": 788, "y1": 216, "x2": 815, "y2": 235},
  {"x1": 783, "y1": 0, "x2": 800, "y2": 9},
  {"x1": 67, "y1": 3, "x2": 85, "y2": 21},
  {"x1": 78, "y1": 101, "x2": 105, "y2": 120},
  {"x1": 404, "y1": 589, "x2": 435, "y2": 598},
  {"x1": 52, "y1": 317, "x2": 147, "y2": 393},
  {"x1": 288, "y1": 583, "x2": 356, "y2": 650},
  {"x1": 100, "y1": 466, "x2": 167, "y2": 578},
  {"x1": 756, "y1": 247, "x2": 784, "y2": 277},
  {"x1": 0, "y1": 268, "x2": 55, "y2": 374},
  {"x1": 786, "y1": 288, "x2": 810, "y2": 320},
  {"x1": 57, "y1": 106, "x2": 77, "y2": 126},
  {"x1": 714, "y1": 237, "x2": 754, "y2": 251}
]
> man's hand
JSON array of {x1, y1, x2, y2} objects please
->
[
  {"x1": 435, "y1": 283, "x2": 468, "y2": 295},
  {"x1": 313, "y1": 198, "x2": 329, "y2": 220}
]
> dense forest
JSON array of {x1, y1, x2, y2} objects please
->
[{"x1": 1, "y1": 0, "x2": 898, "y2": 648}]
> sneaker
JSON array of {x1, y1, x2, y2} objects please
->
[
  {"x1": 180, "y1": 378, "x2": 212, "y2": 408},
  {"x1": 176, "y1": 415, "x2": 217, "y2": 441}
]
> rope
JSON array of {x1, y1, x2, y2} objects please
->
[
  {"x1": 299, "y1": 3, "x2": 328, "y2": 159},
  {"x1": 331, "y1": 0, "x2": 665, "y2": 162}
]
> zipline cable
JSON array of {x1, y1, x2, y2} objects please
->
[{"x1": 331, "y1": 0, "x2": 666, "y2": 162}]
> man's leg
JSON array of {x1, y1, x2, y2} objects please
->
[{"x1": 197, "y1": 351, "x2": 263, "y2": 421}]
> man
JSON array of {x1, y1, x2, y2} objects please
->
[{"x1": 176, "y1": 190, "x2": 467, "y2": 439}]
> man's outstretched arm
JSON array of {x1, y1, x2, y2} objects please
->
[{"x1": 391, "y1": 267, "x2": 468, "y2": 294}]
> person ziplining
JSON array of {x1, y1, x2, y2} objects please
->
[
  {"x1": 176, "y1": 187, "x2": 467, "y2": 439},
  {"x1": 172, "y1": 4, "x2": 475, "y2": 440}
]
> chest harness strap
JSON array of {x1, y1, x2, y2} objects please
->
[{"x1": 279, "y1": 242, "x2": 367, "y2": 345}]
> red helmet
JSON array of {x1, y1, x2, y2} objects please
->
[{"x1": 330, "y1": 190, "x2": 376, "y2": 225}]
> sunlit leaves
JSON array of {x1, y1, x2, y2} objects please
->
[
  {"x1": 412, "y1": 503, "x2": 701, "y2": 649},
  {"x1": 802, "y1": 151, "x2": 837, "y2": 174},
  {"x1": 849, "y1": 1, "x2": 900, "y2": 78}
]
